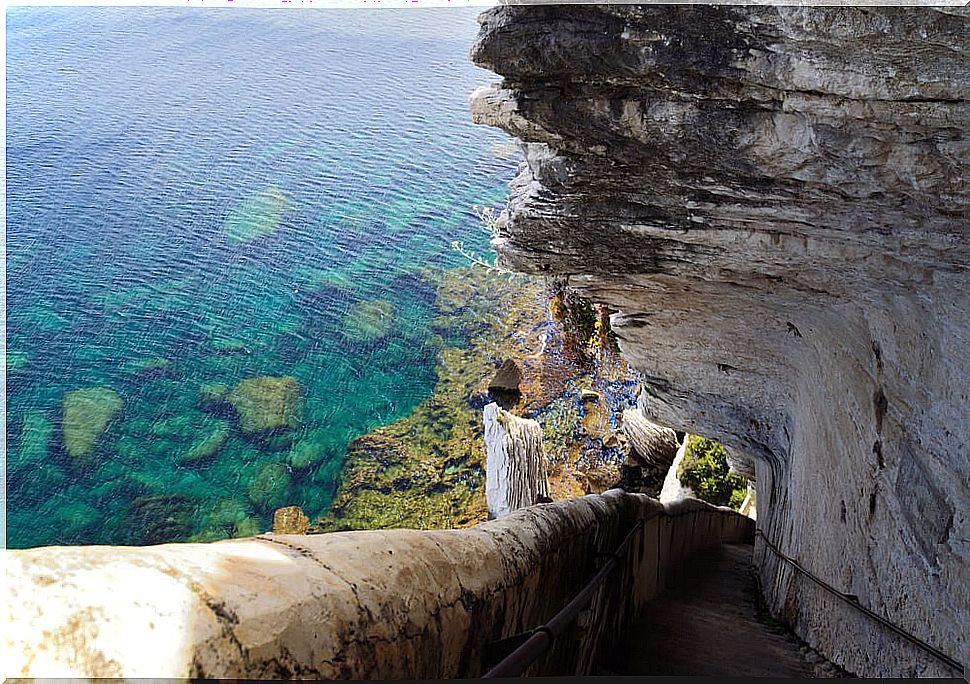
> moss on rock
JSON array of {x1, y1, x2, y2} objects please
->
[{"x1": 272, "y1": 505, "x2": 310, "y2": 534}]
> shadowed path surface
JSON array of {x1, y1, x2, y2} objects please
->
[{"x1": 601, "y1": 543, "x2": 818, "y2": 677}]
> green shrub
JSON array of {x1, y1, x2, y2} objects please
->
[{"x1": 677, "y1": 435, "x2": 747, "y2": 510}]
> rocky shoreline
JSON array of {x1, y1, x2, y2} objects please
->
[{"x1": 312, "y1": 266, "x2": 642, "y2": 532}]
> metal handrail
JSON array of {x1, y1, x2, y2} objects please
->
[
  {"x1": 482, "y1": 507, "x2": 742, "y2": 678},
  {"x1": 481, "y1": 512, "x2": 657, "y2": 678},
  {"x1": 754, "y1": 528, "x2": 964, "y2": 675}
]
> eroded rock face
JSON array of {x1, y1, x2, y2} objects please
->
[{"x1": 471, "y1": 5, "x2": 968, "y2": 676}]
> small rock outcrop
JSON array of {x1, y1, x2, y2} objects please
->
[
  {"x1": 488, "y1": 358, "x2": 523, "y2": 409},
  {"x1": 272, "y1": 505, "x2": 310, "y2": 534},
  {"x1": 618, "y1": 408, "x2": 680, "y2": 497},
  {"x1": 179, "y1": 425, "x2": 230, "y2": 465},
  {"x1": 484, "y1": 402, "x2": 549, "y2": 518},
  {"x1": 488, "y1": 358, "x2": 523, "y2": 394},
  {"x1": 471, "y1": 4, "x2": 969, "y2": 676}
]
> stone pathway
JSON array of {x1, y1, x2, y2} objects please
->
[{"x1": 599, "y1": 543, "x2": 839, "y2": 677}]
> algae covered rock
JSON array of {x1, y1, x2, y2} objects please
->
[
  {"x1": 227, "y1": 376, "x2": 303, "y2": 434},
  {"x1": 272, "y1": 505, "x2": 310, "y2": 534},
  {"x1": 122, "y1": 357, "x2": 176, "y2": 380},
  {"x1": 233, "y1": 517, "x2": 265, "y2": 538},
  {"x1": 150, "y1": 415, "x2": 195, "y2": 441},
  {"x1": 190, "y1": 498, "x2": 253, "y2": 541},
  {"x1": 224, "y1": 185, "x2": 291, "y2": 244},
  {"x1": 122, "y1": 494, "x2": 196, "y2": 545},
  {"x1": 198, "y1": 383, "x2": 230, "y2": 412},
  {"x1": 342, "y1": 299, "x2": 394, "y2": 343},
  {"x1": 61, "y1": 387, "x2": 123, "y2": 458},
  {"x1": 287, "y1": 433, "x2": 329, "y2": 469},
  {"x1": 179, "y1": 425, "x2": 230, "y2": 465},
  {"x1": 17, "y1": 411, "x2": 54, "y2": 465},
  {"x1": 49, "y1": 500, "x2": 101, "y2": 539},
  {"x1": 247, "y1": 462, "x2": 291, "y2": 509}
]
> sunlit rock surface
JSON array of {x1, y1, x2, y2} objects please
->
[
  {"x1": 471, "y1": 4, "x2": 969, "y2": 676},
  {"x1": 2, "y1": 493, "x2": 752, "y2": 678}
]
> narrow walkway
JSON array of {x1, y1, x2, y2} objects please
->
[{"x1": 600, "y1": 543, "x2": 818, "y2": 677}]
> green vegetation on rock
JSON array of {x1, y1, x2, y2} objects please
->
[{"x1": 677, "y1": 435, "x2": 747, "y2": 509}]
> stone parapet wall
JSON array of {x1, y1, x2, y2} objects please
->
[{"x1": 3, "y1": 492, "x2": 751, "y2": 678}]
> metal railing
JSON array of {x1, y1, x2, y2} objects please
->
[
  {"x1": 755, "y1": 528, "x2": 964, "y2": 676},
  {"x1": 481, "y1": 507, "x2": 745, "y2": 678},
  {"x1": 481, "y1": 512, "x2": 656, "y2": 678}
]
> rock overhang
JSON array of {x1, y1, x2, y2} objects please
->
[{"x1": 469, "y1": 4, "x2": 969, "y2": 677}]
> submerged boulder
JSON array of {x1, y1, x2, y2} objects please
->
[
  {"x1": 286, "y1": 433, "x2": 330, "y2": 469},
  {"x1": 224, "y1": 185, "x2": 291, "y2": 244},
  {"x1": 61, "y1": 387, "x2": 123, "y2": 459},
  {"x1": 17, "y1": 411, "x2": 54, "y2": 465},
  {"x1": 247, "y1": 462, "x2": 291, "y2": 509},
  {"x1": 227, "y1": 376, "x2": 303, "y2": 435},
  {"x1": 342, "y1": 299, "x2": 394, "y2": 343},
  {"x1": 179, "y1": 425, "x2": 230, "y2": 465},
  {"x1": 122, "y1": 494, "x2": 196, "y2": 545}
]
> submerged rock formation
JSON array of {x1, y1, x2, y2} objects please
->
[
  {"x1": 226, "y1": 376, "x2": 303, "y2": 436},
  {"x1": 342, "y1": 299, "x2": 395, "y2": 344},
  {"x1": 315, "y1": 267, "x2": 640, "y2": 532},
  {"x1": 471, "y1": 5, "x2": 968, "y2": 676},
  {"x1": 61, "y1": 387, "x2": 123, "y2": 459}
]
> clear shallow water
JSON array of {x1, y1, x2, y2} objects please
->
[{"x1": 5, "y1": 7, "x2": 516, "y2": 548}]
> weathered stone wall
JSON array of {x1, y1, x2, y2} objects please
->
[
  {"x1": 2, "y1": 493, "x2": 750, "y2": 678},
  {"x1": 470, "y1": 4, "x2": 969, "y2": 677}
]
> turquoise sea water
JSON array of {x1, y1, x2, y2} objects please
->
[{"x1": 5, "y1": 7, "x2": 517, "y2": 548}]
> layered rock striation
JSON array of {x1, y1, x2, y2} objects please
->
[{"x1": 471, "y1": 5, "x2": 969, "y2": 676}]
